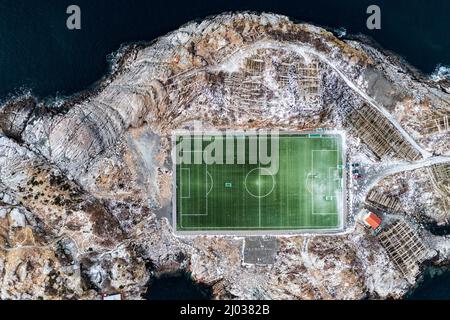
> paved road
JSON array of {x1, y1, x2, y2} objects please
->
[{"x1": 363, "y1": 156, "x2": 450, "y2": 196}]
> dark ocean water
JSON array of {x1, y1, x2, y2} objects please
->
[
  {"x1": 144, "y1": 272, "x2": 212, "y2": 300},
  {"x1": 1, "y1": 0, "x2": 449, "y2": 299},
  {"x1": 0, "y1": 0, "x2": 449, "y2": 101}
]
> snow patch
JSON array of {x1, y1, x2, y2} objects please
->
[
  {"x1": 9, "y1": 208, "x2": 26, "y2": 227},
  {"x1": 334, "y1": 27, "x2": 347, "y2": 38}
]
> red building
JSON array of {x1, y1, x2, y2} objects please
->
[{"x1": 363, "y1": 212, "x2": 382, "y2": 230}]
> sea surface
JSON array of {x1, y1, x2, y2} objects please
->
[
  {"x1": 0, "y1": 0, "x2": 449, "y2": 299},
  {"x1": 1, "y1": 0, "x2": 449, "y2": 101},
  {"x1": 406, "y1": 266, "x2": 450, "y2": 300},
  {"x1": 144, "y1": 272, "x2": 212, "y2": 300}
]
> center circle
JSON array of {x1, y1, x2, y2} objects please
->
[{"x1": 244, "y1": 168, "x2": 275, "y2": 198}]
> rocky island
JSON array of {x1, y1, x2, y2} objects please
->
[{"x1": 0, "y1": 12, "x2": 449, "y2": 300}]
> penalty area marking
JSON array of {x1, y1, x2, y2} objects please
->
[
  {"x1": 180, "y1": 168, "x2": 190, "y2": 199},
  {"x1": 180, "y1": 150, "x2": 209, "y2": 217},
  {"x1": 311, "y1": 150, "x2": 339, "y2": 216}
]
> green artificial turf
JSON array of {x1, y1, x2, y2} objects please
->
[{"x1": 175, "y1": 133, "x2": 343, "y2": 232}]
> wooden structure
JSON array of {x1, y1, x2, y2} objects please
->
[
  {"x1": 378, "y1": 220, "x2": 427, "y2": 281},
  {"x1": 366, "y1": 190, "x2": 403, "y2": 213},
  {"x1": 345, "y1": 104, "x2": 422, "y2": 161}
]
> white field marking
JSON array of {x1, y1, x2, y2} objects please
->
[
  {"x1": 178, "y1": 225, "x2": 339, "y2": 230},
  {"x1": 259, "y1": 163, "x2": 261, "y2": 227},
  {"x1": 178, "y1": 144, "x2": 211, "y2": 224},
  {"x1": 212, "y1": 40, "x2": 430, "y2": 158},
  {"x1": 206, "y1": 171, "x2": 213, "y2": 196},
  {"x1": 180, "y1": 168, "x2": 191, "y2": 199},
  {"x1": 180, "y1": 151, "x2": 209, "y2": 217},
  {"x1": 331, "y1": 166, "x2": 343, "y2": 192},
  {"x1": 244, "y1": 167, "x2": 276, "y2": 198},
  {"x1": 311, "y1": 150, "x2": 339, "y2": 216},
  {"x1": 328, "y1": 167, "x2": 341, "y2": 195},
  {"x1": 243, "y1": 166, "x2": 277, "y2": 228}
]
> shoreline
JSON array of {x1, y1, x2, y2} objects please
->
[
  {"x1": 1, "y1": 11, "x2": 449, "y2": 110},
  {"x1": 0, "y1": 42, "x2": 146, "y2": 111}
]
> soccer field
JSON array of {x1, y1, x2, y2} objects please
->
[{"x1": 174, "y1": 133, "x2": 344, "y2": 233}]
